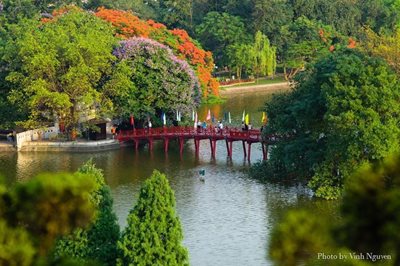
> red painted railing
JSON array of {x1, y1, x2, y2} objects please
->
[{"x1": 117, "y1": 126, "x2": 262, "y2": 142}]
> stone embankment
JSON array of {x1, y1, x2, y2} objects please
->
[
  {"x1": 220, "y1": 82, "x2": 290, "y2": 95},
  {"x1": 0, "y1": 141, "x2": 15, "y2": 152},
  {"x1": 18, "y1": 139, "x2": 120, "y2": 152}
]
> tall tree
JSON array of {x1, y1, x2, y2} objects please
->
[
  {"x1": 106, "y1": 37, "x2": 201, "y2": 121},
  {"x1": 195, "y1": 11, "x2": 250, "y2": 67},
  {"x1": 4, "y1": 10, "x2": 117, "y2": 132},
  {"x1": 252, "y1": 0, "x2": 293, "y2": 47},
  {"x1": 118, "y1": 170, "x2": 189, "y2": 266},
  {"x1": 252, "y1": 49, "x2": 400, "y2": 199}
]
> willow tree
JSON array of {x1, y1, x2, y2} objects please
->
[
  {"x1": 253, "y1": 31, "x2": 276, "y2": 78},
  {"x1": 118, "y1": 170, "x2": 189, "y2": 266}
]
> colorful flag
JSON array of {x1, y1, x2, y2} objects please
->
[
  {"x1": 194, "y1": 112, "x2": 198, "y2": 128},
  {"x1": 206, "y1": 109, "x2": 211, "y2": 121},
  {"x1": 262, "y1": 112, "x2": 267, "y2": 124},
  {"x1": 242, "y1": 110, "x2": 246, "y2": 122},
  {"x1": 192, "y1": 110, "x2": 195, "y2": 121},
  {"x1": 228, "y1": 112, "x2": 231, "y2": 124},
  {"x1": 245, "y1": 113, "x2": 250, "y2": 125},
  {"x1": 163, "y1": 113, "x2": 166, "y2": 125}
]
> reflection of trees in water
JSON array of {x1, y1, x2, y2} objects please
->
[
  {"x1": 199, "y1": 91, "x2": 280, "y2": 128},
  {"x1": 263, "y1": 182, "x2": 339, "y2": 228}
]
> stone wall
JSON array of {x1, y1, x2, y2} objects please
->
[{"x1": 16, "y1": 127, "x2": 59, "y2": 151}]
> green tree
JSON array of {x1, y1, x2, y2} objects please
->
[
  {"x1": 252, "y1": 0, "x2": 293, "y2": 46},
  {"x1": 1, "y1": 172, "x2": 96, "y2": 259},
  {"x1": 279, "y1": 17, "x2": 333, "y2": 80},
  {"x1": 118, "y1": 170, "x2": 189, "y2": 266},
  {"x1": 253, "y1": 31, "x2": 276, "y2": 78},
  {"x1": 252, "y1": 49, "x2": 400, "y2": 199},
  {"x1": 54, "y1": 160, "x2": 120, "y2": 266},
  {"x1": 269, "y1": 210, "x2": 334, "y2": 266},
  {"x1": 361, "y1": 27, "x2": 400, "y2": 75},
  {"x1": 0, "y1": 219, "x2": 36, "y2": 266},
  {"x1": 269, "y1": 154, "x2": 400, "y2": 265},
  {"x1": 337, "y1": 155, "x2": 400, "y2": 264},
  {"x1": 195, "y1": 11, "x2": 250, "y2": 67},
  {"x1": 4, "y1": 10, "x2": 116, "y2": 132},
  {"x1": 227, "y1": 43, "x2": 254, "y2": 79}
]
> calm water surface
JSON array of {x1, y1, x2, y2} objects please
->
[{"x1": 0, "y1": 90, "x2": 337, "y2": 266}]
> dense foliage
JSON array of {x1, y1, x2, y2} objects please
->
[
  {"x1": 94, "y1": 8, "x2": 219, "y2": 100},
  {"x1": 118, "y1": 170, "x2": 189, "y2": 266},
  {"x1": 107, "y1": 37, "x2": 200, "y2": 120},
  {"x1": 251, "y1": 49, "x2": 400, "y2": 199},
  {"x1": 2, "y1": 10, "x2": 116, "y2": 131},
  {"x1": 0, "y1": 171, "x2": 96, "y2": 264},
  {"x1": 269, "y1": 154, "x2": 400, "y2": 265},
  {"x1": 84, "y1": 0, "x2": 400, "y2": 80},
  {"x1": 54, "y1": 161, "x2": 120, "y2": 266}
]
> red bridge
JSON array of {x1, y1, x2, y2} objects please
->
[{"x1": 117, "y1": 126, "x2": 268, "y2": 161}]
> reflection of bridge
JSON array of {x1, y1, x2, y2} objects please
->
[{"x1": 117, "y1": 126, "x2": 268, "y2": 161}]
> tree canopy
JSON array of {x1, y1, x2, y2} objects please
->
[
  {"x1": 54, "y1": 160, "x2": 120, "y2": 266},
  {"x1": 252, "y1": 49, "x2": 400, "y2": 199},
  {"x1": 269, "y1": 153, "x2": 400, "y2": 265},
  {"x1": 118, "y1": 170, "x2": 189, "y2": 266},
  {"x1": 106, "y1": 37, "x2": 201, "y2": 120},
  {"x1": 3, "y1": 9, "x2": 116, "y2": 131}
]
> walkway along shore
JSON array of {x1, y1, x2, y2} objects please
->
[{"x1": 219, "y1": 81, "x2": 290, "y2": 95}]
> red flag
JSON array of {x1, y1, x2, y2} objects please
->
[{"x1": 130, "y1": 115, "x2": 134, "y2": 126}]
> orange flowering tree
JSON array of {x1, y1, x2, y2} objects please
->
[{"x1": 95, "y1": 8, "x2": 219, "y2": 100}]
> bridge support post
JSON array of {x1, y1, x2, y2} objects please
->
[
  {"x1": 148, "y1": 138, "x2": 154, "y2": 153},
  {"x1": 247, "y1": 142, "x2": 252, "y2": 162},
  {"x1": 209, "y1": 139, "x2": 217, "y2": 158},
  {"x1": 262, "y1": 143, "x2": 267, "y2": 160},
  {"x1": 194, "y1": 139, "x2": 200, "y2": 157},
  {"x1": 134, "y1": 139, "x2": 139, "y2": 152},
  {"x1": 225, "y1": 139, "x2": 232, "y2": 158},
  {"x1": 164, "y1": 138, "x2": 169, "y2": 154},
  {"x1": 242, "y1": 141, "x2": 247, "y2": 158},
  {"x1": 179, "y1": 138, "x2": 184, "y2": 157}
]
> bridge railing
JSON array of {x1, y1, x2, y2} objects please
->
[{"x1": 117, "y1": 126, "x2": 262, "y2": 141}]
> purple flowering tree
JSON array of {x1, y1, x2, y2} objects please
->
[{"x1": 106, "y1": 37, "x2": 201, "y2": 122}]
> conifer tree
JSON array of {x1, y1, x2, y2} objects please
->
[{"x1": 118, "y1": 170, "x2": 189, "y2": 266}]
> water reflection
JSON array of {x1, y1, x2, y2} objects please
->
[{"x1": 0, "y1": 90, "x2": 336, "y2": 266}]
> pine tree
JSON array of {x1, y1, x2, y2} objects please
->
[{"x1": 118, "y1": 170, "x2": 189, "y2": 266}]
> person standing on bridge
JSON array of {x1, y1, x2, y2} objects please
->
[
  {"x1": 218, "y1": 121, "x2": 223, "y2": 133},
  {"x1": 148, "y1": 120, "x2": 152, "y2": 133}
]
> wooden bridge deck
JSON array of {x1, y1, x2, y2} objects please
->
[{"x1": 117, "y1": 126, "x2": 268, "y2": 161}]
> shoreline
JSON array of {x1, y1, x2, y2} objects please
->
[{"x1": 219, "y1": 82, "x2": 290, "y2": 95}]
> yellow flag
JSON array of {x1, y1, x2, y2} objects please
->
[
  {"x1": 245, "y1": 114, "x2": 250, "y2": 125},
  {"x1": 262, "y1": 112, "x2": 268, "y2": 124}
]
